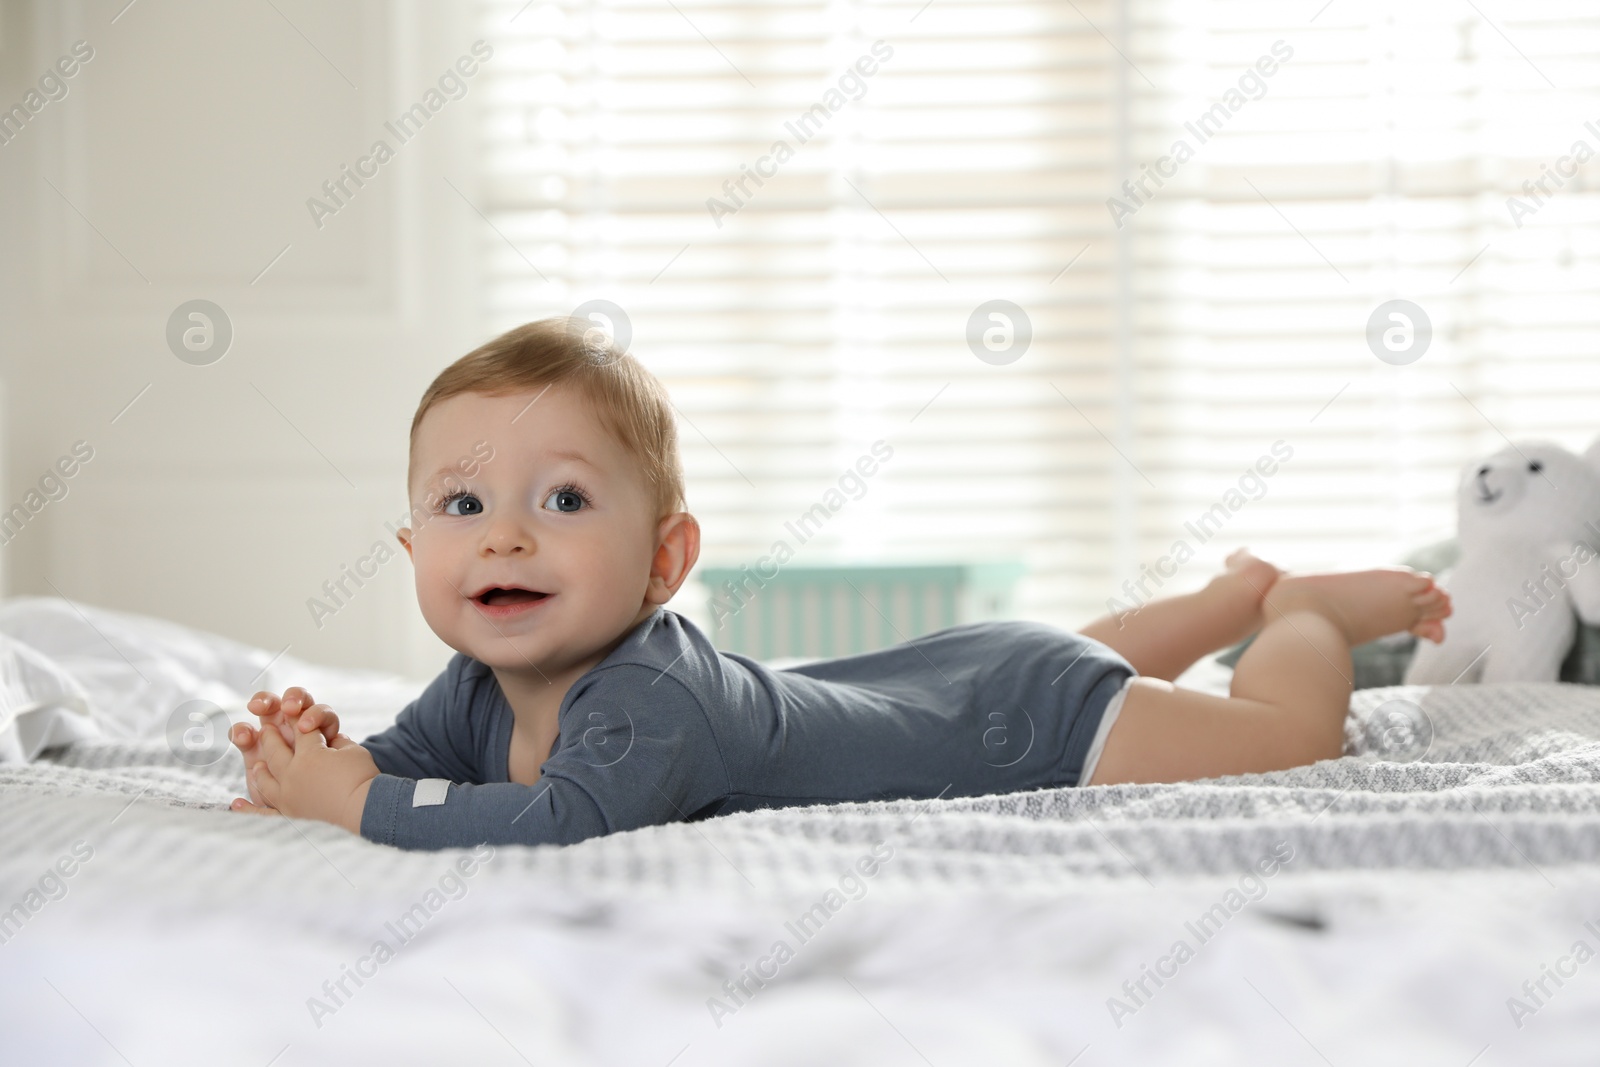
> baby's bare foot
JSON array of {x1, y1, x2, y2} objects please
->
[
  {"x1": 1265, "y1": 568, "x2": 1452, "y2": 647},
  {"x1": 1224, "y1": 548, "x2": 1285, "y2": 597}
]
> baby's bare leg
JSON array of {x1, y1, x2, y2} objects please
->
[
  {"x1": 1078, "y1": 550, "x2": 1281, "y2": 681},
  {"x1": 1087, "y1": 569, "x2": 1451, "y2": 784}
]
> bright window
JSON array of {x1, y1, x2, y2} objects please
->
[{"x1": 476, "y1": 0, "x2": 1600, "y2": 632}]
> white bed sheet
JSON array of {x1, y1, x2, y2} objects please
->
[{"x1": 3, "y1": 597, "x2": 1600, "y2": 1064}]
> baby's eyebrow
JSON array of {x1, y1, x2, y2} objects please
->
[
  {"x1": 420, "y1": 449, "x2": 600, "y2": 490},
  {"x1": 544, "y1": 448, "x2": 599, "y2": 470},
  {"x1": 420, "y1": 465, "x2": 472, "y2": 489}
]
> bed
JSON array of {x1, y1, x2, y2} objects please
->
[{"x1": 3, "y1": 595, "x2": 1599, "y2": 1064}]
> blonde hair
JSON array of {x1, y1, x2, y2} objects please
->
[{"x1": 409, "y1": 317, "x2": 685, "y2": 519}]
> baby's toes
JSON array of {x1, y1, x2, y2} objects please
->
[
  {"x1": 1411, "y1": 618, "x2": 1446, "y2": 643},
  {"x1": 1416, "y1": 588, "x2": 1452, "y2": 619},
  {"x1": 1224, "y1": 552, "x2": 1282, "y2": 598},
  {"x1": 1399, "y1": 569, "x2": 1436, "y2": 595}
]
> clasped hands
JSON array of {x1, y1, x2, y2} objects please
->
[{"x1": 228, "y1": 686, "x2": 378, "y2": 836}]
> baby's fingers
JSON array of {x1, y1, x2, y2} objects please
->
[
  {"x1": 228, "y1": 725, "x2": 273, "y2": 805},
  {"x1": 246, "y1": 692, "x2": 296, "y2": 747},
  {"x1": 229, "y1": 796, "x2": 277, "y2": 816},
  {"x1": 281, "y1": 687, "x2": 317, "y2": 719},
  {"x1": 248, "y1": 759, "x2": 282, "y2": 808},
  {"x1": 296, "y1": 703, "x2": 342, "y2": 742}
]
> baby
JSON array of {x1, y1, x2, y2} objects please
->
[{"x1": 229, "y1": 317, "x2": 1451, "y2": 848}]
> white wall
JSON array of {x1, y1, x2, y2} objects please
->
[{"x1": 0, "y1": 0, "x2": 490, "y2": 680}]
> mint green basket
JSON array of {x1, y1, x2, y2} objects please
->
[{"x1": 698, "y1": 561, "x2": 1027, "y2": 660}]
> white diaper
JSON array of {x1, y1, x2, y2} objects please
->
[{"x1": 1077, "y1": 675, "x2": 1135, "y2": 787}]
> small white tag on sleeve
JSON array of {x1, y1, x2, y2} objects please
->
[{"x1": 412, "y1": 778, "x2": 451, "y2": 807}]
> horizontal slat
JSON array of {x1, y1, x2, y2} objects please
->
[{"x1": 471, "y1": 0, "x2": 1600, "y2": 632}]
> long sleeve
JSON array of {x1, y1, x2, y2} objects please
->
[
  {"x1": 358, "y1": 656, "x2": 481, "y2": 783},
  {"x1": 358, "y1": 663, "x2": 732, "y2": 851}
]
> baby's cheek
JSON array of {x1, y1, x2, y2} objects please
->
[
  {"x1": 418, "y1": 577, "x2": 469, "y2": 634},
  {"x1": 409, "y1": 561, "x2": 444, "y2": 601}
]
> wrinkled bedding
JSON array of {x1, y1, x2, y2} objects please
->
[{"x1": 3, "y1": 597, "x2": 1599, "y2": 1064}]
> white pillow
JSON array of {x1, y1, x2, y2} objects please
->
[
  {"x1": 0, "y1": 633, "x2": 99, "y2": 763},
  {"x1": 0, "y1": 595, "x2": 427, "y2": 748}
]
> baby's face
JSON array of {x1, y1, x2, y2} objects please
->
[{"x1": 400, "y1": 385, "x2": 665, "y2": 675}]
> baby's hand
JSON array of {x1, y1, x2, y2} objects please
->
[
  {"x1": 229, "y1": 688, "x2": 343, "y2": 808},
  {"x1": 234, "y1": 721, "x2": 379, "y2": 835}
]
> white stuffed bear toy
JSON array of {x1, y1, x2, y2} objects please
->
[{"x1": 1405, "y1": 438, "x2": 1600, "y2": 684}]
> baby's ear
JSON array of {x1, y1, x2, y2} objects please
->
[{"x1": 650, "y1": 512, "x2": 700, "y2": 600}]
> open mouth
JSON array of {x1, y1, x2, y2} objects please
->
[{"x1": 471, "y1": 587, "x2": 551, "y2": 607}]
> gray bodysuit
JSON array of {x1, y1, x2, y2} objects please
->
[{"x1": 358, "y1": 606, "x2": 1136, "y2": 850}]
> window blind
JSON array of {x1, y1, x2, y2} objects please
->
[
  {"x1": 475, "y1": 0, "x2": 1600, "y2": 637},
  {"x1": 1123, "y1": 0, "x2": 1600, "y2": 593}
]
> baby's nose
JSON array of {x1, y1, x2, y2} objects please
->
[{"x1": 484, "y1": 521, "x2": 533, "y2": 553}]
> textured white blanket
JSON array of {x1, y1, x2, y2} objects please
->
[
  {"x1": 11, "y1": 676, "x2": 1600, "y2": 896},
  {"x1": 5, "y1": 598, "x2": 1600, "y2": 1064}
]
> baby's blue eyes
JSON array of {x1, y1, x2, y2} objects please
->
[
  {"x1": 441, "y1": 493, "x2": 483, "y2": 516},
  {"x1": 436, "y1": 485, "x2": 592, "y2": 516},
  {"x1": 545, "y1": 488, "x2": 587, "y2": 513}
]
